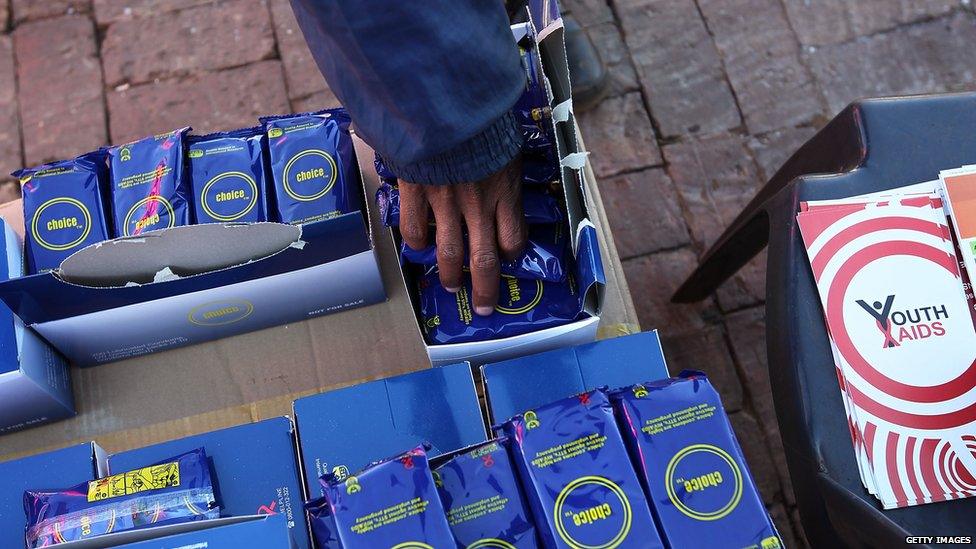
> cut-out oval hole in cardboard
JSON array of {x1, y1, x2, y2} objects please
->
[{"x1": 58, "y1": 223, "x2": 302, "y2": 287}]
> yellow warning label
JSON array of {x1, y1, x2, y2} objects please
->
[{"x1": 87, "y1": 461, "x2": 181, "y2": 502}]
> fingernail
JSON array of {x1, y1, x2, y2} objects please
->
[
  {"x1": 475, "y1": 305, "x2": 494, "y2": 317},
  {"x1": 445, "y1": 286, "x2": 461, "y2": 293}
]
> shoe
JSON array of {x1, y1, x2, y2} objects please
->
[{"x1": 563, "y1": 15, "x2": 609, "y2": 113}]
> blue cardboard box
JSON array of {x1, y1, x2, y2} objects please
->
[
  {"x1": 0, "y1": 442, "x2": 103, "y2": 549},
  {"x1": 294, "y1": 361, "x2": 487, "y2": 497},
  {"x1": 0, "y1": 137, "x2": 385, "y2": 368},
  {"x1": 481, "y1": 330, "x2": 669, "y2": 423},
  {"x1": 0, "y1": 217, "x2": 74, "y2": 433},
  {"x1": 107, "y1": 515, "x2": 295, "y2": 549},
  {"x1": 108, "y1": 417, "x2": 310, "y2": 549}
]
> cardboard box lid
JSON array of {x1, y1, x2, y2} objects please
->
[
  {"x1": 293, "y1": 361, "x2": 486, "y2": 497},
  {"x1": 0, "y1": 213, "x2": 371, "y2": 325},
  {"x1": 0, "y1": 133, "x2": 639, "y2": 464},
  {"x1": 61, "y1": 514, "x2": 295, "y2": 549},
  {"x1": 0, "y1": 442, "x2": 102, "y2": 549},
  {"x1": 0, "y1": 218, "x2": 20, "y2": 377},
  {"x1": 108, "y1": 417, "x2": 309, "y2": 549},
  {"x1": 482, "y1": 330, "x2": 669, "y2": 423}
]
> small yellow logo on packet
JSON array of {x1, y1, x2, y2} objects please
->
[{"x1": 345, "y1": 476, "x2": 361, "y2": 495}]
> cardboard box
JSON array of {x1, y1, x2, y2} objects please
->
[
  {"x1": 0, "y1": 442, "x2": 104, "y2": 549},
  {"x1": 294, "y1": 361, "x2": 487, "y2": 497},
  {"x1": 61, "y1": 515, "x2": 296, "y2": 549},
  {"x1": 482, "y1": 330, "x2": 669, "y2": 423},
  {"x1": 372, "y1": 16, "x2": 608, "y2": 368},
  {"x1": 107, "y1": 417, "x2": 310, "y2": 549},
  {"x1": 0, "y1": 218, "x2": 74, "y2": 433},
  {"x1": 0, "y1": 136, "x2": 385, "y2": 368}
]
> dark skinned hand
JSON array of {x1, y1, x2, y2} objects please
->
[{"x1": 399, "y1": 157, "x2": 527, "y2": 316}]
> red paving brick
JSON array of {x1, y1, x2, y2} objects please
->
[
  {"x1": 93, "y1": 0, "x2": 214, "y2": 25},
  {"x1": 13, "y1": 14, "x2": 106, "y2": 166},
  {"x1": 101, "y1": 0, "x2": 275, "y2": 87},
  {"x1": 269, "y1": 0, "x2": 331, "y2": 104},
  {"x1": 598, "y1": 168, "x2": 689, "y2": 258},
  {"x1": 561, "y1": 0, "x2": 614, "y2": 27},
  {"x1": 662, "y1": 133, "x2": 761, "y2": 250},
  {"x1": 747, "y1": 125, "x2": 819, "y2": 181},
  {"x1": 716, "y1": 249, "x2": 767, "y2": 312},
  {"x1": 11, "y1": 0, "x2": 89, "y2": 24},
  {"x1": 660, "y1": 325, "x2": 744, "y2": 412},
  {"x1": 617, "y1": 0, "x2": 740, "y2": 137},
  {"x1": 577, "y1": 92, "x2": 661, "y2": 177},
  {"x1": 782, "y1": 0, "x2": 959, "y2": 46},
  {"x1": 585, "y1": 22, "x2": 640, "y2": 97},
  {"x1": 7, "y1": 1, "x2": 976, "y2": 542},
  {"x1": 807, "y1": 11, "x2": 976, "y2": 113},
  {"x1": 768, "y1": 503, "x2": 801, "y2": 549},
  {"x1": 729, "y1": 410, "x2": 782, "y2": 506},
  {"x1": 290, "y1": 88, "x2": 341, "y2": 114},
  {"x1": 0, "y1": 35, "x2": 20, "y2": 180},
  {"x1": 107, "y1": 60, "x2": 289, "y2": 143},
  {"x1": 725, "y1": 306, "x2": 797, "y2": 506},
  {"x1": 698, "y1": 0, "x2": 826, "y2": 133},
  {"x1": 622, "y1": 248, "x2": 720, "y2": 335}
]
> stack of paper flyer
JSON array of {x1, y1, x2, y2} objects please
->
[{"x1": 797, "y1": 180, "x2": 976, "y2": 509}]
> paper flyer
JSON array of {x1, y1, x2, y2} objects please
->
[{"x1": 798, "y1": 194, "x2": 976, "y2": 508}]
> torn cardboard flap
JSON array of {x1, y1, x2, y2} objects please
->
[{"x1": 58, "y1": 223, "x2": 303, "y2": 287}]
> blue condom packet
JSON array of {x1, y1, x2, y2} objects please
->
[
  {"x1": 433, "y1": 438, "x2": 540, "y2": 548},
  {"x1": 522, "y1": 152, "x2": 560, "y2": 186},
  {"x1": 319, "y1": 445, "x2": 455, "y2": 548},
  {"x1": 373, "y1": 153, "x2": 397, "y2": 182},
  {"x1": 418, "y1": 269, "x2": 582, "y2": 345},
  {"x1": 375, "y1": 180, "x2": 400, "y2": 228},
  {"x1": 403, "y1": 223, "x2": 568, "y2": 283},
  {"x1": 24, "y1": 448, "x2": 219, "y2": 548},
  {"x1": 502, "y1": 390, "x2": 663, "y2": 549},
  {"x1": 610, "y1": 373, "x2": 783, "y2": 549},
  {"x1": 16, "y1": 151, "x2": 112, "y2": 274},
  {"x1": 521, "y1": 187, "x2": 563, "y2": 225},
  {"x1": 515, "y1": 42, "x2": 553, "y2": 155},
  {"x1": 376, "y1": 182, "x2": 561, "y2": 228},
  {"x1": 305, "y1": 497, "x2": 341, "y2": 549},
  {"x1": 261, "y1": 109, "x2": 360, "y2": 224},
  {"x1": 187, "y1": 127, "x2": 268, "y2": 224},
  {"x1": 108, "y1": 127, "x2": 191, "y2": 237}
]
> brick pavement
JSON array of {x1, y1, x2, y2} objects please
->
[{"x1": 2, "y1": 0, "x2": 976, "y2": 544}]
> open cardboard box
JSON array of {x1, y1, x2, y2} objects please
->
[
  {"x1": 0, "y1": 137, "x2": 386, "y2": 368},
  {"x1": 375, "y1": 16, "x2": 608, "y2": 367}
]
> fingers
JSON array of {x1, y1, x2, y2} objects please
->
[
  {"x1": 398, "y1": 180, "x2": 430, "y2": 251},
  {"x1": 457, "y1": 182, "x2": 501, "y2": 316},
  {"x1": 427, "y1": 186, "x2": 464, "y2": 292},
  {"x1": 495, "y1": 184, "x2": 527, "y2": 263}
]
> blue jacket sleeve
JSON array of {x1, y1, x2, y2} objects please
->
[{"x1": 288, "y1": 0, "x2": 526, "y2": 185}]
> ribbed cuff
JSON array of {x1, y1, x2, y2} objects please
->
[{"x1": 381, "y1": 110, "x2": 525, "y2": 185}]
